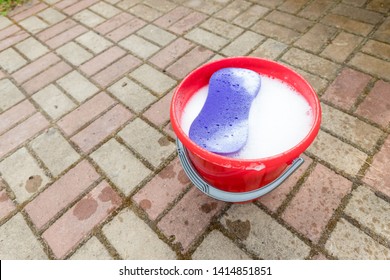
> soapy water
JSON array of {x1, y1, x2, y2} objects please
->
[{"x1": 180, "y1": 74, "x2": 314, "y2": 159}]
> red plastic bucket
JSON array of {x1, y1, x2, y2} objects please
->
[{"x1": 170, "y1": 57, "x2": 321, "y2": 194}]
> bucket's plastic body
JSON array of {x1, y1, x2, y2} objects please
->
[{"x1": 170, "y1": 57, "x2": 321, "y2": 193}]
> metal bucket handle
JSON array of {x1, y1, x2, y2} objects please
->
[{"x1": 177, "y1": 138, "x2": 304, "y2": 203}]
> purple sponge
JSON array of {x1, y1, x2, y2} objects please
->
[{"x1": 189, "y1": 67, "x2": 261, "y2": 154}]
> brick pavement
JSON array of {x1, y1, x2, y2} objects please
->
[{"x1": 0, "y1": 0, "x2": 389, "y2": 260}]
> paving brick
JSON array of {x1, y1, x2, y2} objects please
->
[
  {"x1": 321, "y1": 31, "x2": 364, "y2": 63},
  {"x1": 116, "y1": 0, "x2": 142, "y2": 9},
  {"x1": 149, "y1": 38, "x2": 194, "y2": 69},
  {"x1": 185, "y1": 28, "x2": 228, "y2": 51},
  {"x1": 298, "y1": 0, "x2": 335, "y2": 20},
  {"x1": 19, "y1": 16, "x2": 49, "y2": 34},
  {"x1": 57, "y1": 71, "x2": 99, "y2": 103},
  {"x1": 181, "y1": 0, "x2": 224, "y2": 15},
  {"x1": 109, "y1": 22, "x2": 148, "y2": 44},
  {"x1": 25, "y1": 160, "x2": 100, "y2": 229},
  {"x1": 250, "y1": 38, "x2": 287, "y2": 60},
  {"x1": 103, "y1": 208, "x2": 176, "y2": 259},
  {"x1": 279, "y1": 0, "x2": 310, "y2": 13},
  {"x1": 307, "y1": 130, "x2": 367, "y2": 176},
  {"x1": 154, "y1": 6, "x2": 191, "y2": 28},
  {"x1": 367, "y1": 0, "x2": 390, "y2": 13},
  {"x1": 331, "y1": 3, "x2": 384, "y2": 25},
  {"x1": 0, "y1": 147, "x2": 50, "y2": 203},
  {"x1": 45, "y1": 25, "x2": 88, "y2": 49},
  {"x1": 57, "y1": 92, "x2": 116, "y2": 136},
  {"x1": 0, "y1": 189, "x2": 15, "y2": 221},
  {"x1": 251, "y1": 20, "x2": 300, "y2": 44},
  {"x1": 0, "y1": 213, "x2": 47, "y2": 259},
  {"x1": 258, "y1": 155, "x2": 313, "y2": 213},
  {"x1": 349, "y1": 52, "x2": 390, "y2": 81},
  {"x1": 266, "y1": 10, "x2": 312, "y2": 32},
  {"x1": 294, "y1": 23, "x2": 337, "y2": 53},
  {"x1": 221, "y1": 31, "x2": 264, "y2": 57},
  {"x1": 344, "y1": 185, "x2": 390, "y2": 240},
  {"x1": 71, "y1": 104, "x2": 132, "y2": 153},
  {"x1": 0, "y1": 100, "x2": 35, "y2": 135},
  {"x1": 363, "y1": 135, "x2": 390, "y2": 198},
  {"x1": 192, "y1": 230, "x2": 251, "y2": 260},
  {"x1": 166, "y1": 46, "x2": 214, "y2": 79},
  {"x1": 63, "y1": 0, "x2": 99, "y2": 15},
  {"x1": 55, "y1": 0, "x2": 78, "y2": 9},
  {"x1": 356, "y1": 80, "x2": 390, "y2": 128},
  {"x1": 288, "y1": 65, "x2": 329, "y2": 95},
  {"x1": 221, "y1": 204, "x2": 310, "y2": 259},
  {"x1": 56, "y1": 42, "x2": 93, "y2": 66},
  {"x1": 0, "y1": 113, "x2": 49, "y2": 158},
  {"x1": 76, "y1": 31, "x2": 113, "y2": 54},
  {"x1": 0, "y1": 16, "x2": 12, "y2": 30},
  {"x1": 94, "y1": 12, "x2": 133, "y2": 35},
  {"x1": 91, "y1": 139, "x2": 151, "y2": 195},
  {"x1": 158, "y1": 187, "x2": 225, "y2": 252},
  {"x1": 22, "y1": 61, "x2": 72, "y2": 95},
  {"x1": 129, "y1": 4, "x2": 162, "y2": 21},
  {"x1": 0, "y1": 79, "x2": 25, "y2": 112},
  {"x1": 36, "y1": 18, "x2": 76, "y2": 42},
  {"x1": 42, "y1": 181, "x2": 122, "y2": 259},
  {"x1": 38, "y1": 7, "x2": 66, "y2": 24},
  {"x1": 73, "y1": 9, "x2": 105, "y2": 27},
  {"x1": 0, "y1": 25, "x2": 20, "y2": 41},
  {"x1": 92, "y1": 55, "x2": 141, "y2": 87},
  {"x1": 118, "y1": 118, "x2": 176, "y2": 168},
  {"x1": 321, "y1": 104, "x2": 382, "y2": 152},
  {"x1": 119, "y1": 35, "x2": 159, "y2": 59},
  {"x1": 132, "y1": 158, "x2": 189, "y2": 220},
  {"x1": 143, "y1": 0, "x2": 176, "y2": 12},
  {"x1": 361, "y1": 40, "x2": 390, "y2": 61},
  {"x1": 31, "y1": 128, "x2": 80, "y2": 176},
  {"x1": 282, "y1": 164, "x2": 352, "y2": 242},
  {"x1": 163, "y1": 122, "x2": 176, "y2": 139},
  {"x1": 325, "y1": 218, "x2": 390, "y2": 259},
  {"x1": 11, "y1": 2, "x2": 48, "y2": 21},
  {"x1": 201, "y1": 18, "x2": 243, "y2": 40},
  {"x1": 233, "y1": 4, "x2": 269, "y2": 28},
  {"x1": 321, "y1": 68, "x2": 371, "y2": 110},
  {"x1": 143, "y1": 91, "x2": 172, "y2": 127},
  {"x1": 79, "y1": 46, "x2": 126, "y2": 76},
  {"x1": 214, "y1": 0, "x2": 251, "y2": 21},
  {"x1": 15, "y1": 37, "x2": 49, "y2": 60},
  {"x1": 89, "y1": 1, "x2": 121, "y2": 18},
  {"x1": 32, "y1": 84, "x2": 76, "y2": 120},
  {"x1": 137, "y1": 24, "x2": 176, "y2": 47},
  {"x1": 0, "y1": 48, "x2": 27, "y2": 73},
  {"x1": 107, "y1": 77, "x2": 156, "y2": 113},
  {"x1": 321, "y1": 14, "x2": 373, "y2": 36},
  {"x1": 130, "y1": 64, "x2": 176, "y2": 95},
  {"x1": 0, "y1": 29, "x2": 29, "y2": 52},
  {"x1": 282, "y1": 48, "x2": 340, "y2": 79},
  {"x1": 70, "y1": 236, "x2": 113, "y2": 260},
  {"x1": 373, "y1": 17, "x2": 390, "y2": 44},
  {"x1": 169, "y1": 11, "x2": 207, "y2": 35}
]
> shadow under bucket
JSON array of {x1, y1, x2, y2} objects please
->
[{"x1": 170, "y1": 57, "x2": 321, "y2": 203}]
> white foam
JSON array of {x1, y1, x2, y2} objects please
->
[{"x1": 180, "y1": 74, "x2": 314, "y2": 159}]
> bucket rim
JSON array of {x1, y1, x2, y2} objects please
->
[{"x1": 170, "y1": 56, "x2": 321, "y2": 169}]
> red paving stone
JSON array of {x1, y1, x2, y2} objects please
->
[
  {"x1": 105, "y1": 17, "x2": 146, "y2": 42},
  {"x1": 36, "y1": 19, "x2": 77, "y2": 42},
  {"x1": 57, "y1": 92, "x2": 116, "y2": 136},
  {"x1": 282, "y1": 164, "x2": 352, "y2": 242},
  {"x1": 71, "y1": 104, "x2": 133, "y2": 153},
  {"x1": 169, "y1": 11, "x2": 208, "y2": 35},
  {"x1": 143, "y1": 91, "x2": 173, "y2": 128},
  {"x1": 63, "y1": 0, "x2": 99, "y2": 15},
  {"x1": 45, "y1": 25, "x2": 88, "y2": 49},
  {"x1": 321, "y1": 68, "x2": 371, "y2": 110},
  {"x1": 355, "y1": 80, "x2": 390, "y2": 127},
  {"x1": 94, "y1": 12, "x2": 133, "y2": 35},
  {"x1": 364, "y1": 135, "x2": 390, "y2": 198},
  {"x1": 0, "y1": 100, "x2": 36, "y2": 135},
  {"x1": 11, "y1": 2, "x2": 47, "y2": 21},
  {"x1": 154, "y1": 6, "x2": 192, "y2": 28},
  {"x1": 0, "y1": 189, "x2": 16, "y2": 221},
  {"x1": 0, "y1": 113, "x2": 49, "y2": 158},
  {"x1": 25, "y1": 160, "x2": 100, "y2": 230},
  {"x1": 42, "y1": 181, "x2": 122, "y2": 259},
  {"x1": 132, "y1": 158, "x2": 190, "y2": 221},
  {"x1": 158, "y1": 188, "x2": 225, "y2": 252},
  {"x1": 149, "y1": 38, "x2": 194, "y2": 69}
]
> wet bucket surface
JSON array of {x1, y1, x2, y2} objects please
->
[{"x1": 170, "y1": 57, "x2": 321, "y2": 198}]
